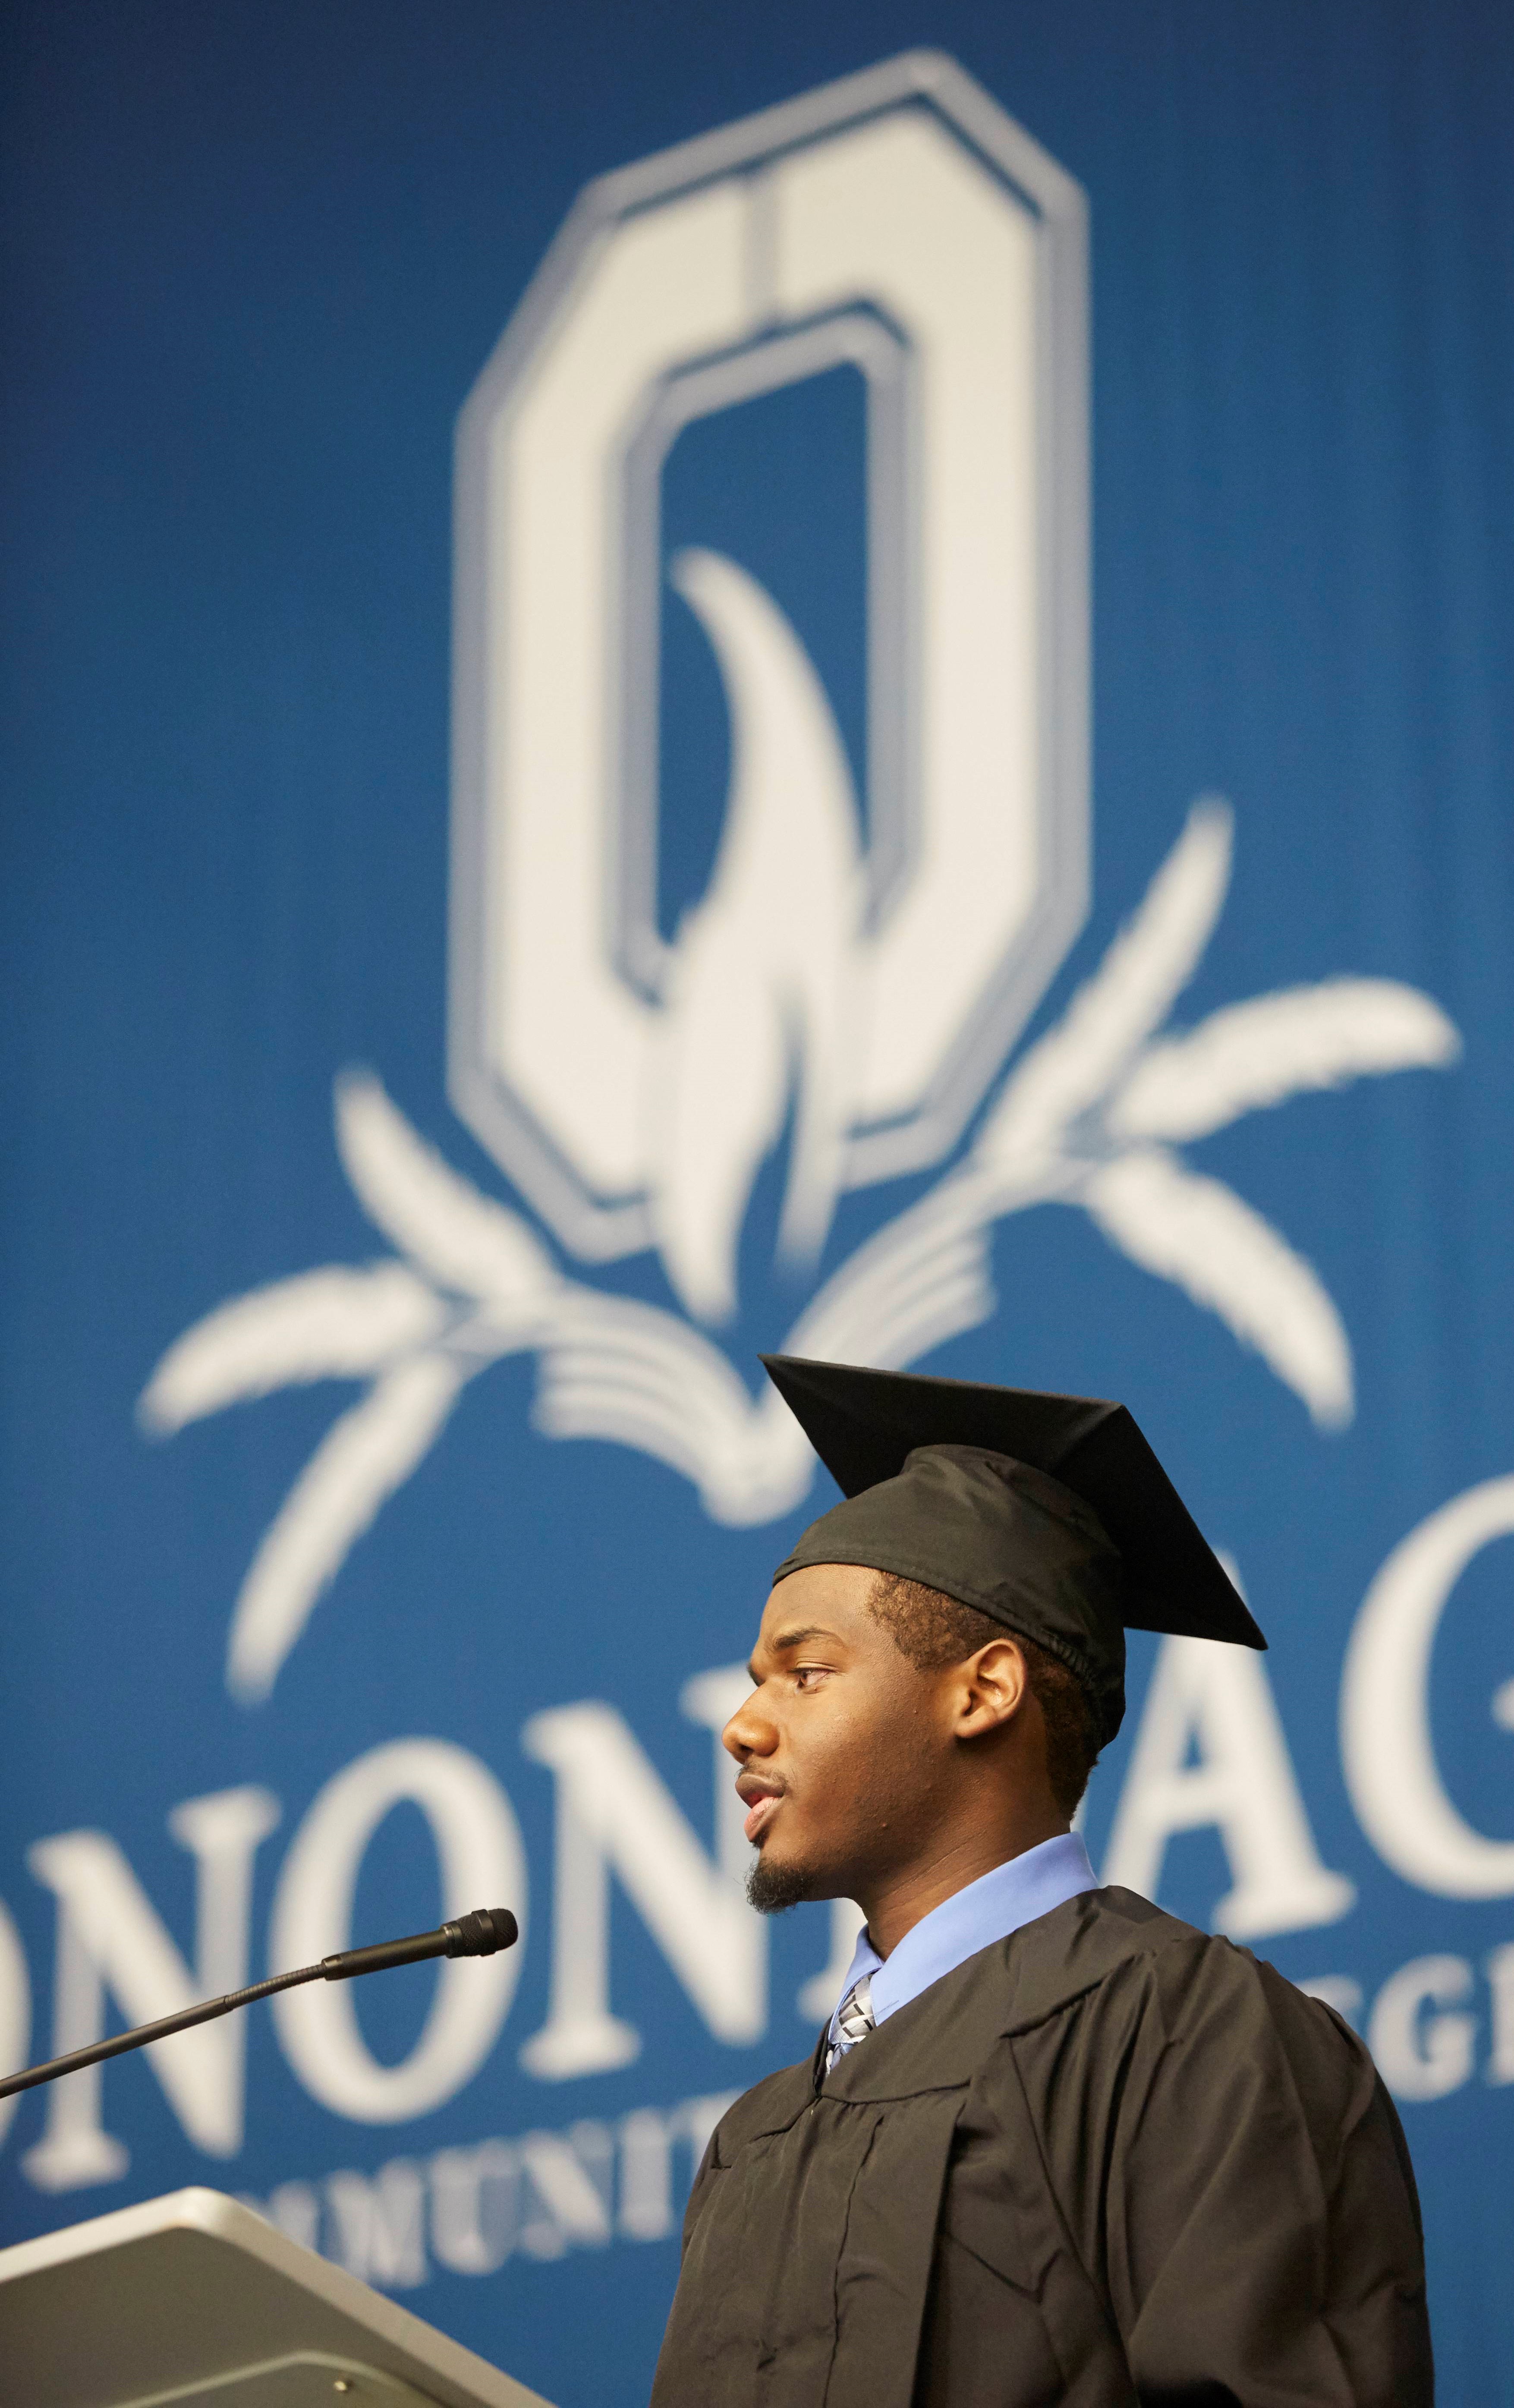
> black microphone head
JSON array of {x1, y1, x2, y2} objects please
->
[{"x1": 445, "y1": 1906, "x2": 519, "y2": 1958}]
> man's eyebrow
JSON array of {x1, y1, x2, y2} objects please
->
[{"x1": 747, "y1": 1624, "x2": 842, "y2": 1681}]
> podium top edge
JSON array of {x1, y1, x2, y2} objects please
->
[
  {"x1": 0, "y1": 2186, "x2": 255, "y2": 2281},
  {"x1": 0, "y1": 2187, "x2": 557, "y2": 2408}
]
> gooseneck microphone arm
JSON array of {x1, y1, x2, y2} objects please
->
[{"x1": 0, "y1": 1905, "x2": 519, "y2": 2102}]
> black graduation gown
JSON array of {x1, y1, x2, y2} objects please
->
[{"x1": 650, "y1": 1886, "x2": 1432, "y2": 2406}]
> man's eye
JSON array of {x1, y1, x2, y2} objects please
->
[{"x1": 793, "y1": 1665, "x2": 831, "y2": 1690}]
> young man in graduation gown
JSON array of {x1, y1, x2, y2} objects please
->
[{"x1": 650, "y1": 1356, "x2": 1433, "y2": 2408}]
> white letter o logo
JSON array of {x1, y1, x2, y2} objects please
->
[{"x1": 451, "y1": 54, "x2": 1089, "y2": 1272}]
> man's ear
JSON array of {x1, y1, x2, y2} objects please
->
[{"x1": 954, "y1": 1638, "x2": 1029, "y2": 1740}]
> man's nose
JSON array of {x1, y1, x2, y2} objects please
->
[{"x1": 723, "y1": 1689, "x2": 776, "y2": 1761}]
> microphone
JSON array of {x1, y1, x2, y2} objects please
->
[
  {"x1": 321, "y1": 1906, "x2": 519, "y2": 1980},
  {"x1": 0, "y1": 1907, "x2": 520, "y2": 2101}
]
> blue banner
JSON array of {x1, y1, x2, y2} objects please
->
[{"x1": 3, "y1": 5, "x2": 1513, "y2": 2400}]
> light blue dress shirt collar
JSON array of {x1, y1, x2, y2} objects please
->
[{"x1": 828, "y1": 1829, "x2": 1097, "y2": 2043}]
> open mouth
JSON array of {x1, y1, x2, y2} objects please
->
[
  {"x1": 743, "y1": 1791, "x2": 782, "y2": 1845},
  {"x1": 737, "y1": 1773, "x2": 784, "y2": 1845}
]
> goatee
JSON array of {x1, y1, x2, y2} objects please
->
[{"x1": 746, "y1": 1854, "x2": 819, "y2": 1915}]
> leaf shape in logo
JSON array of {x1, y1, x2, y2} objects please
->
[
  {"x1": 226, "y1": 1353, "x2": 471, "y2": 1704},
  {"x1": 787, "y1": 1182, "x2": 995, "y2": 1382},
  {"x1": 337, "y1": 1067, "x2": 559, "y2": 1319},
  {"x1": 974, "y1": 796, "x2": 1234, "y2": 1191},
  {"x1": 1082, "y1": 1143, "x2": 1353, "y2": 1427},
  {"x1": 1109, "y1": 977, "x2": 1461, "y2": 1144},
  {"x1": 138, "y1": 1262, "x2": 448, "y2": 1433}
]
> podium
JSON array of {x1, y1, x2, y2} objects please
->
[{"x1": 0, "y1": 2185, "x2": 556, "y2": 2407}]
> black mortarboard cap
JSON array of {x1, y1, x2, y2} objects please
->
[{"x1": 762, "y1": 1355, "x2": 1264, "y2": 1746}]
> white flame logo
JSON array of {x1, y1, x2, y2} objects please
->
[{"x1": 653, "y1": 547, "x2": 863, "y2": 1319}]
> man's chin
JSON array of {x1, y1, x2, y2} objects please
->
[{"x1": 746, "y1": 1849, "x2": 834, "y2": 1915}]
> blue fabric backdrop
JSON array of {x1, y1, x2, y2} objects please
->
[{"x1": 3, "y1": 4, "x2": 1514, "y2": 2401}]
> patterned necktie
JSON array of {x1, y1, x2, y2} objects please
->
[{"x1": 825, "y1": 1972, "x2": 876, "y2": 2074}]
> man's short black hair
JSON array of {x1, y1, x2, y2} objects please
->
[{"x1": 867, "y1": 1571, "x2": 1100, "y2": 1818}]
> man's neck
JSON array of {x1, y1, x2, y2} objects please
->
[{"x1": 860, "y1": 1808, "x2": 1070, "y2": 1959}]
